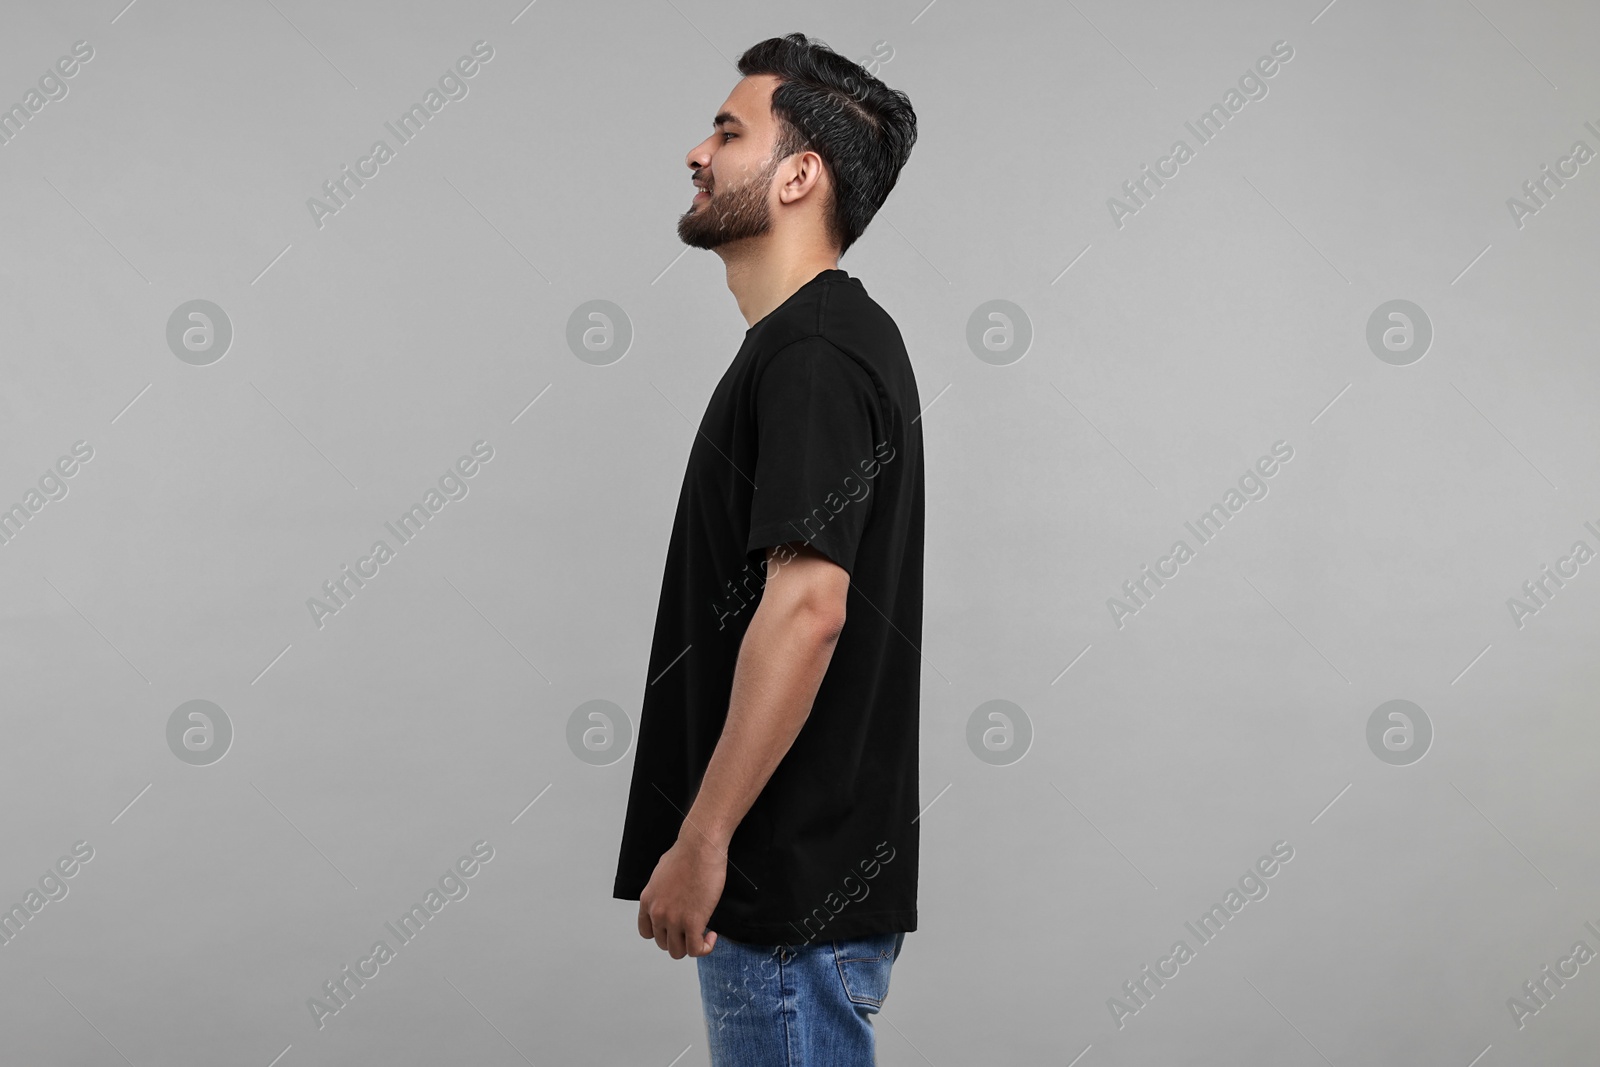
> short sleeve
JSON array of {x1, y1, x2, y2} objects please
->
[{"x1": 746, "y1": 338, "x2": 886, "y2": 576}]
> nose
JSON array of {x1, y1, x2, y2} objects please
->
[{"x1": 686, "y1": 135, "x2": 715, "y2": 174}]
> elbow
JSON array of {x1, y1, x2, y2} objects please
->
[
  {"x1": 815, "y1": 606, "x2": 846, "y2": 645},
  {"x1": 785, "y1": 596, "x2": 846, "y2": 645}
]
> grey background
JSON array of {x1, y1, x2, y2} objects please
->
[{"x1": 1, "y1": 0, "x2": 1596, "y2": 1063}]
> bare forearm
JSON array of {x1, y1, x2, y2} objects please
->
[{"x1": 680, "y1": 596, "x2": 842, "y2": 849}]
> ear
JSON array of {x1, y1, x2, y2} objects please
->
[{"x1": 780, "y1": 150, "x2": 829, "y2": 205}]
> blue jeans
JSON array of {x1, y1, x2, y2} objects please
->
[{"x1": 696, "y1": 931, "x2": 906, "y2": 1066}]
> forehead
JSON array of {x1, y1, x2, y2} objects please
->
[{"x1": 716, "y1": 74, "x2": 779, "y2": 130}]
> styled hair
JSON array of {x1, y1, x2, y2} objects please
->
[{"x1": 737, "y1": 33, "x2": 917, "y2": 256}]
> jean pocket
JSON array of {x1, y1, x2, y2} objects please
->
[{"x1": 832, "y1": 934, "x2": 900, "y2": 1008}]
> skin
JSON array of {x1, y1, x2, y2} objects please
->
[
  {"x1": 675, "y1": 72, "x2": 842, "y2": 328},
  {"x1": 637, "y1": 542, "x2": 849, "y2": 958},
  {"x1": 637, "y1": 75, "x2": 855, "y2": 959}
]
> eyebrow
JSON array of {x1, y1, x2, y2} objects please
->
[{"x1": 713, "y1": 112, "x2": 746, "y2": 129}]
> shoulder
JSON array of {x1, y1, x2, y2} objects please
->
[
  {"x1": 755, "y1": 335, "x2": 878, "y2": 397},
  {"x1": 749, "y1": 276, "x2": 906, "y2": 437}
]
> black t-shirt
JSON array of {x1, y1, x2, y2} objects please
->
[{"x1": 613, "y1": 267, "x2": 925, "y2": 945}]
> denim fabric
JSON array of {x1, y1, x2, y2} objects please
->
[{"x1": 696, "y1": 931, "x2": 906, "y2": 1066}]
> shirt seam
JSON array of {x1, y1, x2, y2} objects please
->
[
  {"x1": 820, "y1": 278, "x2": 898, "y2": 449},
  {"x1": 758, "y1": 330, "x2": 897, "y2": 455}
]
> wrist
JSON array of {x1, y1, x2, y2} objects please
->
[{"x1": 679, "y1": 815, "x2": 732, "y2": 853}]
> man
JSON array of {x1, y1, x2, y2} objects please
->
[{"x1": 611, "y1": 32, "x2": 923, "y2": 1067}]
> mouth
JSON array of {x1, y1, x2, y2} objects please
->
[{"x1": 693, "y1": 188, "x2": 710, "y2": 201}]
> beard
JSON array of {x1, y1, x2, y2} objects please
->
[{"x1": 676, "y1": 155, "x2": 781, "y2": 250}]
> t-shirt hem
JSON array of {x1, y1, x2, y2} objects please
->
[
  {"x1": 746, "y1": 521, "x2": 856, "y2": 576},
  {"x1": 712, "y1": 908, "x2": 918, "y2": 945},
  {"x1": 614, "y1": 883, "x2": 917, "y2": 941}
]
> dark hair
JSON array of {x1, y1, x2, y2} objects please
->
[{"x1": 737, "y1": 33, "x2": 917, "y2": 256}]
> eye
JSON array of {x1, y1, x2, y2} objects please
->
[{"x1": 721, "y1": 132, "x2": 736, "y2": 141}]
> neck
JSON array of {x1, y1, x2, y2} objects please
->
[{"x1": 716, "y1": 235, "x2": 840, "y2": 328}]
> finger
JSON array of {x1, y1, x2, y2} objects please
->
[
  {"x1": 690, "y1": 927, "x2": 717, "y2": 957},
  {"x1": 653, "y1": 915, "x2": 672, "y2": 953},
  {"x1": 667, "y1": 922, "x2": 687, "y2": 960},
  {"x1": 637, "y1": 904, "x2": 654, "y2": 940}
]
